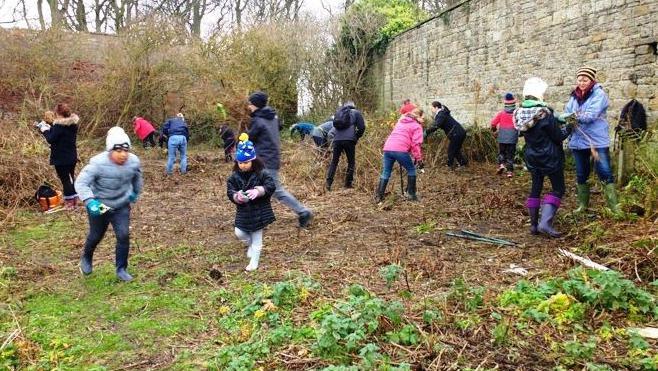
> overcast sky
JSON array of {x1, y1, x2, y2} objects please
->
[{"x1": 0, "y1": 0, "x2": 344, "y2": 34}]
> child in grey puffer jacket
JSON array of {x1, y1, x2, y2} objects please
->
[{"x1": 75, "y1": 127, "x2": 143, "y2": 282}]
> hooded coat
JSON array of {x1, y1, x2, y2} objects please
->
[
  {"x1": 383, "y1": 115, "x2": 424, "y2": 162},
  {"x1": 332, "y1": 103, "x2": 366, "y2": 142},
  {"x1": 426, "y1": 107, "x2": 465, "y2": 139},
  {"x1": 227, "y1": 170, "x2": 276, "y2": 232},
  {"x1": 514, "y1": 103, "x2": 571, "y2": 174},
  {"x1": 42, "y1": 114, "x2": 79, "y2": 166},
  {"x1": 247, "y1": 106, "x2": 281, "y2": 170}
]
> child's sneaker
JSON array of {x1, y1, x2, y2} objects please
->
[
  {"x1": 506, "y1": 171, "x2": 513, "y2": 178},
  {"x1": 496, "y1": 164, "x2": 505, "y2": 175}
]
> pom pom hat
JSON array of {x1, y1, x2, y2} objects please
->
[{"x1": 236, "y1": 133, "x2": 257, "y2": 162}]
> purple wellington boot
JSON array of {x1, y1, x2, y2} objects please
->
[
  {"x1": 526, "y1": 197, "x2": 540, "y2": 235},
  {"x1": 538, "y1": 194, "x2": 561, "y2": 238}
]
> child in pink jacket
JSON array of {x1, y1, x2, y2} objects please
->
[
  {"x1": 132, "y1": 117, "x2": 157, "y2": 148},
  {"x1": 375, "y1": 105, "x2": 424, "y2": 203},
  {"x1": 490, "y1": 93, "x2": 519, "y2": 177}
]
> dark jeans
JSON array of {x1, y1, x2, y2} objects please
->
[
  {"x1": 82, "y1": 204, "x2": 131, "y2": 270},
  {"x1": 572, "y1": 148, "x2": 614, "y2": 184},
  {"x1": 142, "y1": 132, "x2": 156, "y2": 148},
  {"x1": 326, "y1": 140, "x2": 356, "y2": 187},
  {"x1": 529, "y1": 169, "x2": 565, "y2": 199},
  {"x1": 498, "y1": 143, "x2": 516, "y2": 171},
  {"x1": 54, "y1": 164, "x2": 76, "y2": 198},
  {"x1": 381, "y1": 151, "x2": 416, "y2": 180},
  {"x1": 447, "y1": 133, "x2": 467, "y2": 168}
]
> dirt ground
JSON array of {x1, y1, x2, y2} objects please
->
[{"x1": 135, "y1": 143, "x2": 575, "y2": 292}]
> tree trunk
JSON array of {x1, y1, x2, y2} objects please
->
[
  {"x1": 75, "y1": 0, "x2": 88, "y2": 31},
  {"x1": 37, "y1": 0, "x2": 46, "y2": 29}
]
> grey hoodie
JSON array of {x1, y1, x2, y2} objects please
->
[{"x1": 75, "y1": 152, "x2": 143, "y2": 209}]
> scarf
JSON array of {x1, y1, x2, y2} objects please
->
[{"x1": 571, "y1": 80, "x2": 596, "y2": 105}]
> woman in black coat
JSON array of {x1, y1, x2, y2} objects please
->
[
  {"x1": 38, "y1": 103, "x2": 79, "y2": 209},
  {"x1": 514, "y1": 78, "x2": 572, "y2": 238},
  {"x1": 427, "y1": 101, "x2": 467, "y2": 169}
]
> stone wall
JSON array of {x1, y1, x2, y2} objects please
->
[{"x1": 377, "y1": 0, "x2": 657, "y2": 127}]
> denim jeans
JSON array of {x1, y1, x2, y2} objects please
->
[
  {"x1": 572, "y1": 147, "x2": 613, "y2": 184},
  {"x1": 82, "y1": 204, "x2": 130, "y2": 270},
  {"x1": 262, "y1": 169, "x2": 309, "y2": 215},
  {"x1": 380, "y1": 151, "x2": 416, "y2": 180},
  {"x1": 529, "y1": 169, "x2": 565, "y2": 199},
  {"x1": 166, "y1": 135, "x2": 188, "y2": 174}
]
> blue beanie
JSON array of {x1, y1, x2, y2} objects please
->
[
  {"x1": 236, "y1": 133, "x2": 256, "y2": 162},
  {"x1": 503, "y1": 92, "x2": 516, "y2": 104}
]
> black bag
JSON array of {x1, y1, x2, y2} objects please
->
[{"x1": 333, "y1": 106, "x2": 354, "y2": 130}]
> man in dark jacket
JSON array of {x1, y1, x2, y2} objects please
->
[
  {"x1": 247, "y1": 91, "x2": 313, "y2": 228},
  {"x1": 427, "y1": 101, "x2": 467, "y2": 169},
  {"x1": 325, "y1": 101, "x2": 366, "y2": 190}
]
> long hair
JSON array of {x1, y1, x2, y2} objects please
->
[{"x1": 233, "y1": 157, "x2": 265, "y2": 173}]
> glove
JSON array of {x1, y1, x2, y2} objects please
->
[
  {"x1": 128, "y1": 192, "x2": 139, "y2": 203},
  {"x1": 557, "y1": 112, "x2": 574, "y2": 123},
  {"x1": 86, "y1": 199, "x2": 110, "y2": 216},
  {"x1": 245, "y1": 187, "x2": 264, "y2": 200},
  {"x1": 34, "y1": 121, "x2": 50, "y2": 132},
  {"x1": 233, "y1": 191, "x2": 248, "y2": 204}
]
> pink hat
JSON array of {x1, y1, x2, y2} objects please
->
[{"x1": 399, "y1": 102, "x2": 417, "y2": 115}]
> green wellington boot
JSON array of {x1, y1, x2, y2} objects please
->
[
  {"x1": 603, "y1": 183, "x2": 621, "y2": 215},
  {"x1": 574, "y1": 183, "x2": 590, "y2": 213}
]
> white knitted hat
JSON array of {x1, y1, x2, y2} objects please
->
[
  {"x1": 522, "y1": 77, "x2": 548, "y2": 101},
  {"x1": 105, "y1": 126, "x2": 131, "y2": 151}
]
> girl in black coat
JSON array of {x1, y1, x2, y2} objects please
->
[
  {"x1": 37, "y1": 103, "x2": 80, "y2": 209},
  {"x1": 514, "y1": 78, "x2": 572, "y2": 238},
  {"x1": 227, "y1": 134, "x2": 276, "y2": 271}
]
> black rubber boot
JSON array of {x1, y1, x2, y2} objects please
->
[
  {"x1": 375, "y1": 178, "x2": 389, "y2": 203},
  {"x1": 404, "y1": 175, "x2": 418, "y2": 201}
]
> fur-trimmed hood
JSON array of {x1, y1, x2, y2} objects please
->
[{"x1": 53, "y1": 114, "x2": 80, "y2": 126}]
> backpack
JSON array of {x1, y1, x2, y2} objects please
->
[
  {"x1": 35, "y1": 182, "x2": 62, "y2": 212},
  {"x1": 617, "y1": 99, "x2": 647, "y2": 142},
  {"x1": 333, "y1": 106, "x2": 354, "y2": 130}
]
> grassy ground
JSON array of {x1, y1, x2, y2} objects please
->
[{"x1": 1, "y1": 142, "x2": 656, "y2": 370}]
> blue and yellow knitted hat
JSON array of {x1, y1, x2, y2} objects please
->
[{"x1": 236, "y1": 133, "x2": 256, "y2": 162}]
